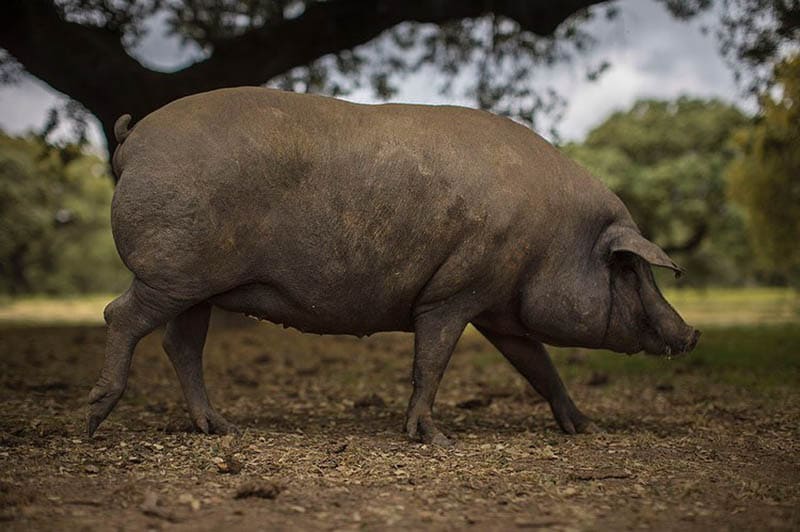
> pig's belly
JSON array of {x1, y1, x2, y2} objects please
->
[{"x1": 210, "y1": 282, "x2": 416, "y2": 336}]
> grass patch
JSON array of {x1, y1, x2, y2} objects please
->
[
  {"x1": 662, "y1": 287, "x2": 799, "y2": 326},
  {"x1": 551, "y1": 323, "x2": 800, "y2": 389},
  {"x1": 0, "y1": 293, "x2": 114, "y2": 326}
]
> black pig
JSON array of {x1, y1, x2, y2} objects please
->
[{"x1": 89, "y1": 88, "x2": 700, "y2": 444}]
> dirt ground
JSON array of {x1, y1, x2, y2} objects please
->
[{"x1": 0, "y1": 312, "x2": 798, "y2": 531}]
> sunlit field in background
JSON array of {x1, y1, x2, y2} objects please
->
[
  {"x1": 1, "y1": 288, "x2": 797, "y2": 327},
  {"x1": 663, "y1": 288, "x2": 799, "y2": 326},
  {"x1": 1, "y1": 288, "x2": 797, "y2": 391},
  {"x1": 0, "y1": 294, "x2": 116, "y2": 326}
]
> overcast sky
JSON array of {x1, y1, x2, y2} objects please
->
[{"x1": 0, "y1": 0, "x2": 750, "y2": 150}]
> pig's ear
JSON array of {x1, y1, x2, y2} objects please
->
[{"x1": 605, "y1": 226, "x2": 684, "y2": 278}]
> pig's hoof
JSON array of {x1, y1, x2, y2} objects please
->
[
  {"x1": 575, "y1": 418, "x2": 599, "y2": 433},
  {"x1": 552, "y1": 400, "x2": 596, "y2": 435},
  {"x1": 191, "y1": 409, "x2": 238, "y2": 435},
  {"x1": 427, "y1": 431, "x2": 455, "y2": 447},
  {"x1": 87, "y1": 383, "x2": 125, "y2": 436},
  {"x1": 405, "y1": 414, "x2": 453, "y2": 447},
  {"x1": 407, "y1": 426, "x2": 454, "y2": 447}
]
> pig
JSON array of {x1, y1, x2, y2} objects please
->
[{"x1": 89, "y1": 87, "x2": 700, "y2": 445}]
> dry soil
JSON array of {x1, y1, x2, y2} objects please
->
[{"x1": 0, "y1": 312, "x2": 798, "y2": 531}]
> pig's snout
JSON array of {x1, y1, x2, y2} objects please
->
[
  {"x1": 668, "y1": 328, "x2": 700, "y2": 356},
  {"x1": 684, "y1": 328, "x2": 701, "y2": 352}
]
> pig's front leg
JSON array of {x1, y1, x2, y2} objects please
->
[
  {"x1": 475, "y1": 326, "x2": 596, "y2": 434},
  {"x1": 405, "y1": 313, "x2": 467, "y2": 447}
]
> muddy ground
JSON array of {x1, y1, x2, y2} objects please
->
[{"x1": 0, "y1": 312, "x2": 798, "y2": 531}]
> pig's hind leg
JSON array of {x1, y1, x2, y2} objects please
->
[
  {"x1": 162, "y1": 303, "x2": 236, "y2": 434},
  {"x1": 475, "y1": 327, "x2": 597, "y2": 434},
  {"x1": 405, "y1": 312, "x2": 467, "y2": 447},
  {"x1": 88, "y1": 278, "x2": 194, "y2": 436}
]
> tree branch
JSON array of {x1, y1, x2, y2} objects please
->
[
  {"x1": 0, "y1": 0, "x2": 608, "y2": 156},
  {"x1": 0, "y1": 0, "x2": 166, "y2": 119},
  {"x1": 171, "y1": 0, "x2": 607, "y2": 93}
]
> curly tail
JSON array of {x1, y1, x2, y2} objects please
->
[
  {"x1": 111, "y1": 114, "x2": 133, "y2": 179},
  {"x1": 113, "y1": 114, "x2": 133, "y2": 143}
]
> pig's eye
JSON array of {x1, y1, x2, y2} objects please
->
[
  {"x1": 609, "y1": 250, "x2": 638, "y2": 270},
  {"x1": 608, "y1": 252, "x2": 642, "y2": 287}
]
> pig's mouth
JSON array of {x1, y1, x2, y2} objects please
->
[
  {"x1": 641, "y1": 319, "x2": 701, "y2": 356},
  {"x1": 677, "y1": 328, "x2": 701, "y2": 354}
]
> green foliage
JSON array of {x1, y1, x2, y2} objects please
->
[
  {"x1": 0, "y1": 133, "x2": 129, "y2": 295},
  {"x1": 727, "y1": 56, "x2": 800, "y2": 285},
  {"x1": 563, "y1": 98, "x2": 752, "y2": 286}
]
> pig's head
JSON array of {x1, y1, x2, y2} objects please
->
[{"x1": 520, "y1": 223, "x2": 700, "y2": 356}]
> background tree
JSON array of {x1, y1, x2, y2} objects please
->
[
  {"x1": 0, "y1": 133, "x2": 129, "y2": 295},
  {"x1": 727, "y1": 56, "x2": 800, "y2": 284},
  {"x1": 563, "y1": 98, "x2": 752, "y2": 285},
  {"x1": 1, "y1": 0, "x2": 798, "y2": 167}
]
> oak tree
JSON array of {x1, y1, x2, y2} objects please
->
[{"x1": 1, "y1": 1, "x2": 797, "y2": 167}]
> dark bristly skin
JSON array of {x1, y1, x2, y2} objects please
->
[{"x1": 89, "y1": 87, "x2": 700, "y2": 444}]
